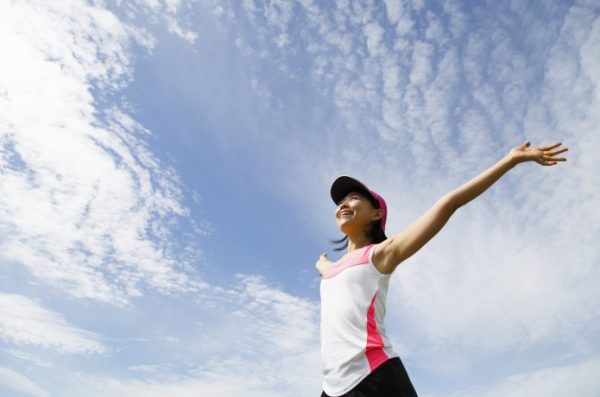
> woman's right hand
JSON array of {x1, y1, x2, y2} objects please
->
[{"x1": 316, "y1": 252, "x2": 333, "y2": 277}]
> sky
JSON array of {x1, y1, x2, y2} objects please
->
[{"x1": 0, "y1": 0, "x2": 599, "y2": 396}]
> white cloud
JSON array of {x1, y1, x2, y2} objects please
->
[
  {"x1": 424, "y1": 10, "x2": 446, "y2": 43},
  {"x1": 451, "y1": 356, "x2": 600, "y2": 397},
  {"x1": 386, "y1": 214, "x2": 599, "y2": 355},
  {"x1": 409, "y1": 40, "x2": 435, "y2": 86},
  {"x1": 67, "y1": 374, "x2": 285, "y2": 397},
  {"x1": 0, "y1": 293, "x2": 105, "y2": 354},
  {"x1": 32, "y1": 275, "x2": 323, "y2": 396},
  {"x1": 384, "y1": 0, "x2": 407, "y2": 26},
  {"x1": 0, "y1": 367, "x2": 49, "y2": 397},
  {"x1": 189, "y1": 275, "x2": 323, "y2": 394},
  {"x1": 166, "y1": 15, "x2": 198, "y2": 43},
  {"x1": 127, "y1": 364, "x2": 166, "y2": 373},
  {"x1": 0, "y1": 1, "x2": 207, "y2": 305},
  {"x1": 364, "y1": 21, "x2": 385, "y2": 56},
  {"x1": 442, "y1": 2, "x2": 467, "y2": 38}
]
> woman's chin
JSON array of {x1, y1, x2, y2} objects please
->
[{"x1": 338, "y1": 223, "x2": 353, "y2": 235}]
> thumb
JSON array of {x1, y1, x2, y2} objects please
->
[
  {"x1": 522, "y1": 140, "x2": 531, "y2": 148},
  {"x1": 320, "y1": 252, "x2": 328, "y2": 259}
]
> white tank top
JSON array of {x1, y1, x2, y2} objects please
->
[{"x1": 320, "y1": 243, "x2": 398, "y2": 396}]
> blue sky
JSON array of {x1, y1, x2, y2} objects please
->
[{"x1": 1, "y1": 0, "x2": 599, "y2": 396}]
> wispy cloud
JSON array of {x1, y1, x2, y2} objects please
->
[
  {"x1": 451, "y1": 356, "x2": 600, "y2": 397},
  {"x1": 188, "y1": 274, "x2": 322, "y2": 395},
  {"x1": 1, "y1": 0, "x2": 598, "y2": 396},
  {"x1": 0, "y1": 367, "x2": 48, "y2": 397},
  {"x1": 13, "y1": 276, "x2": 322, "y2": 396},
  {"x1": 0, "y1": 1, "x2": 207, "y2": 305},
  {"x1": 0, "y1": 293, "x2": 105, "y2": 354}
]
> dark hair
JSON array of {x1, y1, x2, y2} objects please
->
[{"x1": 330, "y1": 220, "x2": 387, "y2": 251}]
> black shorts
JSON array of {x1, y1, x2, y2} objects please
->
[{"x1": 321, "y1": 357, "x2": 418, "y2": 397}]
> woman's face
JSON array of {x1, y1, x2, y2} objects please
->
[{"x1": 335, "y1": 191, "x2": 381, "y2": 235}]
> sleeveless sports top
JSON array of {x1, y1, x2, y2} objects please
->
[{"x1": 320, "y1": 243, "x2": 398, "y2": 396}]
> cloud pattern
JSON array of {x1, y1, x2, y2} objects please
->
[
  {"x1": 0, "y1": 1, "x2": 206, "y2": 306},
  {"x1": 1, "y1": 0, "x2": 599, "y2": 396}
]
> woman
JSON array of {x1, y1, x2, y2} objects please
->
[{"x1": 316, "y1": 140, "x2": 568, "y2": 397}]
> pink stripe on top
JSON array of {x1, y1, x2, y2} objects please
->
[
  {"x1": 322, "y1": 244, "x2": 374, "y2": 279},
  {"x1": 365, "y1": 291, "x2": 389, "y2": 370}
]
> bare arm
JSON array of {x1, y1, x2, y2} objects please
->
[
  {"x1": 446, "y1": 140, "x2": 568, "y2": 211},
  {"x1": 445, "y1": 153, "x2": 515, "y2": 212},
  {"x1": 373, "y1": 140, "x2": 568, "y2": 274}
]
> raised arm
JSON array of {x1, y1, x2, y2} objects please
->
[{"x1": 372, "y1": 140, "x2": 568, "y2": 274}]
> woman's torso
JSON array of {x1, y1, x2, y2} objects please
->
[{"x1": 320, "y1": 243, "x2": 398, "y2": 396}]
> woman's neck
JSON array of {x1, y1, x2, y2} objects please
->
[{"x1": 346, "y1": 232, "x2": 372, "y2": 253}]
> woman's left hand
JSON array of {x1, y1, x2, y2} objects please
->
[
  {"x1": 316, "y1": 252, "x2": 333, "y2": 277},
  {"x1": 509, "y1": 140, "x2": 569, "y2": 166}
]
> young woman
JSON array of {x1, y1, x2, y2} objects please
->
[{"x1": 316, "y1": 140, "x2": 568, "y2": 397}]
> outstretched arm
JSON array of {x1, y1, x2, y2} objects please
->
[
  {"x1": 372, "y1": 140, "x2": 568, "y2": 274},
  {"x1": 445, "y1": 140, "x2": 568, "y2": 211}
]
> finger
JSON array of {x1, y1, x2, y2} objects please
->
[
  {"x1": 543, "y1": 154, "x2": 567, "y2": 162},
  {"x1": 540, "y1": 142, "x2": 562, "y2": 151},
  {"x1": 546, "y1": 148, "x2": 568, "y2": 156},
  {"x1": 540, "y1": 142, "x2": 561, "y2": 150}
]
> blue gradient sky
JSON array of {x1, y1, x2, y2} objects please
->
[{"x1": 1, "y1": 1, "x2": 599, "y2": 396}]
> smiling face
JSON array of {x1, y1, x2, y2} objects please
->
[{"x1": 335, "y1": 191, "x2": 382, "y2": 236}]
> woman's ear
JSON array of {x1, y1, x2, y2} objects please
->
[{"x1": 372, "y1": 208, "x2": 383, "y2": 222}]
